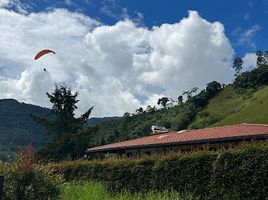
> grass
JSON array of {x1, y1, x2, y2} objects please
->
[
  {"x1": 60, "y1": 181, "x2": 198, "y2": 200},
  {"x1": 189, "y1": 85, "x2": 268, "y2": 129}
]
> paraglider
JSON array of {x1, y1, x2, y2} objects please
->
[{"x1": 34, "y1": 49, "x2": 55, "y2": 60}]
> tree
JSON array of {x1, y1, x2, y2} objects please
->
[
  {"x1": 136, "y1": 107, "x2": 144, "y2": 115},
  {"x1": 206, "y1": 81, "x2": 222, "y2": 96},
  {"x1": 146, "y1": 105, "x2": 156, "y2": 113},
  {"x1": 123, "y1": 112, "x2": 131, "y2": 118},
  {"x1": 256, "y1": 50, "x2": 268, "y2": 67},
  {"x1": 31, "y1": 85, "x2": 93, "y2": 160},
  {"x1": 157, "y1": 97, "x2": 169, "y2": 108},
  {"x1": 183, "y1": 87, "x2": 199, "y2": 100},
  {"x1": 177, "y1": 95, "x2": 183, "y2": 105},
  {"x1": 233, "y1": 56, "x2": 243, "y2": 76}
]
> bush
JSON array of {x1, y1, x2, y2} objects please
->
[
  {"x1": 209, "y1": 144, "x2": 268, "y2": 200},
  {"x1": 0, "y1": 146, "x2": 62, "y2": 200},
  {"x1": 153, "y1": 152, "x2": 217, "y2": 198}
]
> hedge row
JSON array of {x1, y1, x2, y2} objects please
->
[
  {"x1": 46, "y1": 142, "x2": 268, "y2": 200},
  {"x1": 0, "y1": 146, "x2": 62, "y2": 200}
]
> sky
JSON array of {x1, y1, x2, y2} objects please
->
[{"x1": 0, "y1": 0, "x2": 267, "y2": 117}]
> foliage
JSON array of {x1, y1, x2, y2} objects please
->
[
  {"x1": 47, "y1": 142, "x2": 268, "y2": 199},
  {"x1": 232, "y1": 56, "x2": 243, "y2": 76},
  {"x1": 32, "y1": 85, "x2": 93, "y2": 161},
  {"x1": 256, "y1": 50, "x2": 268, "y2": 67},
  {"x1": 0, "y1": 146, "x2": 62, "y2": 200},
  {"x1": 233, "y1": 64, "x2": 268, "y2": 92},
  {"x1": 209, "y1": 144, "x2": 268, "y2": 200},
  {"x1": 60, "y1": 181, "x2": 197, "y2": 200},
  {"x1": 157, "y1": 97, "x2": 170, "y2": 108}
]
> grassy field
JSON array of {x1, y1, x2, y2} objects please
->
[
  {"x1": 60, "y1": 181, "x2": 198, "y2": 200},
  {"x1": 189, "y1": 85, "x2": 268, "y2": 129}
]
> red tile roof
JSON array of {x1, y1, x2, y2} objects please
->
[{"x1": 87, "y1": 124, "x2": 268, "y2": 152}]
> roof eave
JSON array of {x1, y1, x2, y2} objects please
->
[{"x1": 86, "y1": 134, "x2": 268, "y2": 153}]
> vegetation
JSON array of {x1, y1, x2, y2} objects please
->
[
  {"x1": 47, "y1": 142, "x2": 268, "y2": 200},
  {"x1": 0, "y1": 99, "x2": 50, "y2": 152},
  {"x1": 60, "y1": 181, "x2": 197, "y2": 200},
  {"x1": 31, "y1": 85, "x2": 93, "y2": 161},
  {"x1": 0, "y1": 98, "x2": 114, "y2": 158},
  {"x1": 0, "y1": 146, "x2": 62, "y2": 200},
  {"x1": 189, "y1": 85, "x2": 268, "y2": 129}
]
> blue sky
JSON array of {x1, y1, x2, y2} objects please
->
[
  {"x1": 23, "y1": 0, "x2": 268, "y2": 56},
  {"x1": 0, "y1": 0, "x2": 266, "y2": 116}
]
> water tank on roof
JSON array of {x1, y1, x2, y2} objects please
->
[
  {"x1": 177, "y1": 129, "x2": 188, "y2": 134},
  {"x1": 151, "y1": 125, "x2": 168, "y2": 134}
]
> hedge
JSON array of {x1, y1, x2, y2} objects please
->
[
  {"x1": 46, "y1": 142, "x2": 268, "y2": 200},
  {"x1": 0, "y1": 146, "x2": 62, "y2": 200}
]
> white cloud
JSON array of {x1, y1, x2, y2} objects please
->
[
  {"x1": 100, "y1": 0, "x2": 144, "y2": 24},
  {"x1": 237, "y1": 25, "x2": 260, "y2": 49},
  {"x1": 242, "y1": 53, "x2": 257, "y2": 71},
  {"x1": 0, "y1": 8, "x2": 234, "y2": 117},
  {"x1": 0, "y1": 0, "x2": 29, "y2": 13}
]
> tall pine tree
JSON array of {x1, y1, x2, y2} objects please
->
[{"x1": 31, "y1": 85, "x2": 93, "y2": 161}]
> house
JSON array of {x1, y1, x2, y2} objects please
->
[{"x1": 86, "y1": 123, "x2": 268, "y2": 159}]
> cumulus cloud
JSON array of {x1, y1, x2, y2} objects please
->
[
  {"x1": 0, "y1": 8, "x2": 234, "y2": 117},
  {"x1": 242, "y1": 53, "x2": 257, "y2": 71}
]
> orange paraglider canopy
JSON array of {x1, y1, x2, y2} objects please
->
[{"x1": 34, "y1": 49, "x2": 56, "y2": 60}]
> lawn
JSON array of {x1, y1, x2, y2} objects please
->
[{"x1": 60, "y1": 181, "x2": 198, "y2": 200}]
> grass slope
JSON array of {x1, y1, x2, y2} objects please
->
[{"x1": 190, "y1": 85, "x2": 268, "y2": 129}]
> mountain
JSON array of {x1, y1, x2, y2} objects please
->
[
  {"x1": 87, "y1": 117, "x2": 122, "y2": 126},
  {"x1": 0, "y1": 99, "x2": 50, "y2": 152},
  {"x1": 0, "y1": 99, "x2": 120, "y2": 152}
]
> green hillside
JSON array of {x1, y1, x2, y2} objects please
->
[
  {"x1": 189, "y1": 86, "x2": 268, "y2": 129},
  {"x1": 0, "y1": 99, "x2": 51, "y2": 152}
]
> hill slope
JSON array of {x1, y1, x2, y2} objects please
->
[
  {"x1": 189, "y1": 86, "x2": 268, "y2": 129},
  {"x1": 0, "y1": 99, "x2": 50, "y2": 151}
]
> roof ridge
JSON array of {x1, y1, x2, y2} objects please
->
[
  {"x1": 187, "y1": 123, "x2": 268, "y2": 132},
  {"x1": 240, "y1": 123, "x2": 268, "y2": 126}
]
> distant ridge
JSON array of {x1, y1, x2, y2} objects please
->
[
  {"x1": 0, "y1": 99, "x2": 50, "y2": 151},
  {"x1": 87, "y1": 117, "x2": 122, "y2": 126},
  {"x1": 0, "y1": 99, "x2": 121, "y2": 152}
]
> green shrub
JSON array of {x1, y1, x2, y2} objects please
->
[
  {"x1": 154, "y1": 152, "x2": 217, "y2": 198},
  {"x1": 209, "y1": 145, "x2": 268, "y2": 200},
  {"x1": 0, "y1": 146, "x2": 62, "y2": 200}
]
